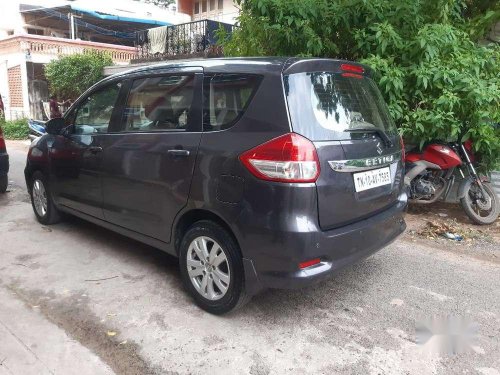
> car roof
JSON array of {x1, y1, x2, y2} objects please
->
[
  {"x1": 110, "y1": 57, "x2": 290, "y2": 78},
  {"x1": 96, "y1": 58, "x2": 373, "y2": 94},
  {"x1": 105, "y1": 57, "x2": 369, "y2": 80}
]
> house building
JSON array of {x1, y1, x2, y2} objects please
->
[
  {"x1": 0, "y1": 0, "x2": 190, "y2": 120},
  {"x1": 177, "y1": 0, "x2": 240, "y2": 25}
]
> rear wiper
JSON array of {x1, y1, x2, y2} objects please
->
[{"x1": 345, "y1": 128, "x2": 394, "y2": 148}]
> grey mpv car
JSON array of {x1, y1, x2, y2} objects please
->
[{"x1": 25, "y1": 58, "x2": 407, "y2": 314}]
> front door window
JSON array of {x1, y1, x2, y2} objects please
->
[{"x1": 73, "y1": 82, "x2": 121, "y2": 134}]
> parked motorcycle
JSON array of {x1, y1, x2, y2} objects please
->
[
  {"x1": 404, "y1": 140, "x2": 499, "y2": 225},
  {"x1": 28, "y1": 119, "x2": 46, "y2": 140}
]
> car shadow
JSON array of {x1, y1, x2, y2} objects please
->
[
  {"x1": 62, "y1": 214, "x2": 181, "y2": 281},
  {"x1": 234, "y1": 256, "x2": 384, "y2": 320},
  {"x1": 57, "y1": 214, "x2": 385, "y2": 318}
]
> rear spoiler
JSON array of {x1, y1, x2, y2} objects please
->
[{"x1": 282, "y1": 58, "x2": 372, "y2": 77}]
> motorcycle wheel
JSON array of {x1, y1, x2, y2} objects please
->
[{"x1": 461, "y1": 182, "x2": 499, "y2": 225}]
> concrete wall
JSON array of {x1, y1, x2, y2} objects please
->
[
  {"x1": 0, "y1": 1, "x2": 27, "y2": 38},
  {"x1": 491, "y1": 171, "x2": 500, "y2": 198},
  {"x1": 185, "y1": 0, "x2": 239, "y2": 24},
  {"x1": 0, "y1": 52, "x2": 30, "y2": 120},
  {"x1": 0, "y1": 35, "x2": 136, "y2": 120}
]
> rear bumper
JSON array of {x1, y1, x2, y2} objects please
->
[
  {"x1": 242, "y1": 192, "x2": 407, "y2": 292},
  {"x1": 0, "y1": 152, "x2": 9, "y2": 175}
]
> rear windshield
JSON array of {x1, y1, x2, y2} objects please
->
[{"x1": 284, "y1": 72, "x2": 396, "y2": 141}]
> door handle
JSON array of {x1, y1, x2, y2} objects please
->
[
  {"x1": 88, "y1": 146, "x2": 103, "y2": 154},
  {"x1": 167, "y1": 149, "x2": 190, "y2": 157}
]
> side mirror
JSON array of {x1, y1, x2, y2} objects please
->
[{"x1": 45, "y1": 118, "x2": 65, "y2": 135}]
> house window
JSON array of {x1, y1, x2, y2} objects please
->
[
  {"x1": 218, "y1": 0, "x2": 223, "y2": 9},
  {"x1": 202, "y1": 0, "x2": 207, "y2": 12},
  {"x1": 194, "y1": 2, "x2": 200, "y2": 14},
  {"x1": 27, "y1": 28, "x2": 44, "y2": 36},
  {"x1": 210, "y1": 0, "x2": 216, "y2": 11}
]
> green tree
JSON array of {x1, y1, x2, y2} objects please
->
[
  {"x1": 44, "y1": 51, "x2": 113, "y2": 101},
  {"x1": 143, "y1": 0, "x2": 175, "y2": 8},
  {"x1": 220, "y1": 0, "x2": 500, "y2": 171}
]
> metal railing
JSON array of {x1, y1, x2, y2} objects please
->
[
  {"x1": 0, "y1": 35, "x2": 136, "y2": 64},
  {"x1": 134, "y1": 20, "x2": 234, "y2": 62}
]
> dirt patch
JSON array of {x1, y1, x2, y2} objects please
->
[
  {"x1": 147, "y1": 312, "x2": 170, "y2": 331},
  {"x1": 121, "y1": 273, "x2": 147, "y2": 282},
  {"x1": 15, "y1": 253, "x2": 41, "y2": 263},
  {"x1": 416, "y1": 219, "x2": 493, "y2": 242},
  {"x1": 0, "y1": 186, "x2": 31, "y2": 205},
  {"x1": 7, "y1": 284, "x2": 161, "y2": 375},
  {"x1": 403, "y1": 202, "x2": 500, "y2": 262}
]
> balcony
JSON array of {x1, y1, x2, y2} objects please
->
[
  {"x1": 133, "y1": 19, "x2": 234, "y2": 63},
  {"x1": 0, "y1": 34, "x2": 136, "y2": 64}
]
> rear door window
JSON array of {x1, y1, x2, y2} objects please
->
[
  {"x1": 284, "y1": 72, "x2": 396, "y2": 140},
  {"x1": 121, "y1": 75, "x2": 195, "y2": 132},
  {"x1": 203, "y1": 74, "x2": 261, "y2": 131}
]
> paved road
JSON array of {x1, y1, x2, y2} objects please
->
[{"x1": 1, "y1": 141, "x2": 499, "y2": 375}]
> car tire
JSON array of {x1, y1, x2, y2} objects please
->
[
  {"x1": 179, "y1": 220, "x2": 250, "y2": 314},
  {"x1": 0, "y1": 174, "x2": 7, "y2": 193},
  {"x1": 29, "y1": 171, "x2": 62, "y2": 225}
]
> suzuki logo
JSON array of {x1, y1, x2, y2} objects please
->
[{"x1": 376, "y1": 142, "x2": 383, "y2": 155}]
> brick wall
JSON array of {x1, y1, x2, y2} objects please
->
[{"x1": 7, "y1": 65, "x2": 23, "y2": 107}]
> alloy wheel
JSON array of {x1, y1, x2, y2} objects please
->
[
  {"x1": 32, "y1": 179, "x2": 48, "y2": 217},
  {"x1": 187, "y1": 236, "x2": 231, "y2": 301}
]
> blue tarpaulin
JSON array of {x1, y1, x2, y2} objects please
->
[{"x1": 69, "y1": 5, "x2": 171, "y2": 27}]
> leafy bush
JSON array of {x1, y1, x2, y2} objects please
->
[
  {"x1": 0, "y1": 118, "x2": 29, "y2": 140},
  {"x1": 220, "y1": 0, "x2": 500, "y2": 171},
  {"x1": 44, "y1": 51, "x2": 113, "y2": 100}
]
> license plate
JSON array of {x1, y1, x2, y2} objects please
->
[{"x1": 353, "y1": 167, "x2": 391, "y2": 192}]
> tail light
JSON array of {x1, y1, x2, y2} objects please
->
[
  {"x1": 239, "y1": 133, "x2": 320, "y2": 183},
  {"x1": 299, "y1": 258, "x2": 321, "y2": 269},
  {"x1": 341, "y1": 64, "x2": 364, "y2": 79},
  {"x1": 0, "y1": 127, "x2": 5, "y2": 151},
  {"x1": 340, "y1": 64, "x2": 364, "y2": 74}
]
